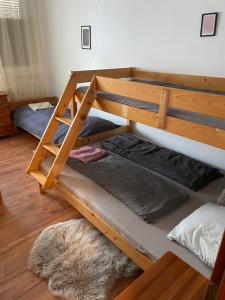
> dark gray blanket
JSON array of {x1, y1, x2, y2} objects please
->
[
  {"x1": 67, "y1": 152, "x2": 189, "y2": 223},
  {"x1": 101, "y1": 133, "x2": 223, "y2": 191}
]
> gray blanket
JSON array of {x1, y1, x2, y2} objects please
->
[
  {"x1": 67, "y1": 153, "x2": 189, "y2": 223},
  {"x1": 102, "y1": 133, "x2": 223, "y2": 191}
]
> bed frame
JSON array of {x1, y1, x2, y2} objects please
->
[
  {"x1": 9, "y1": 96, "x2": 58, "y2": 110},
  {"x1": 75, "y1": 68, "x2": 225, "y2": 149},
  {"x1": 27, "y1": 67, "x2": 225, "y2": 272},
  {"x1": 10, "y1": 96, "x2": 59, "y2": 139}
]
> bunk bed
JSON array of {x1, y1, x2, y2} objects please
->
[{"x1": 27, "y1": 67, "x2": 225, "y2": 280}]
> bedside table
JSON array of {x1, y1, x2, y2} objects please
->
[
  {"x1": 115, "y1": 252, "x2": 208, "y2": 300},
  {"x1": 0, "y1": 92, "x2": 16, "y2": 137}
]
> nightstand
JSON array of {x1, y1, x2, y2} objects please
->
[{"x1": 0, "y1": 92, "x2": 16, "y2": 137}]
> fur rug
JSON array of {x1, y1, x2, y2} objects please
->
[{"x1": 28, "y1": 219, "x2": 139, "y2": 300}]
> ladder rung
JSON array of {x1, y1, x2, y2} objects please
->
[
  {"x1": 30, "y1": 170, "x2": 47, "y2": 185},
  {"x1": 55, "y1": 116, "x2": 72, "y2": 126},
  {"x1": 43, "y1": 143, "x2": 60, "y2": 156}
]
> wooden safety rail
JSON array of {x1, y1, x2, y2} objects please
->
[{"x1": 75, "y1": 69, "x2": 225, "y2": 150}]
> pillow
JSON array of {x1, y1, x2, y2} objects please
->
[
  {"x1": 79, "y1": 116, "x2": 120, "y2": 138},
  {"x1": 167, "y1": 203, "x2": 225, "y2": 268},
  {"x1": 28, "y1": 102, "x2": 53, "y2": 111},
  {"x1": 218, "y1": 189, "x2": 225, "y2": 206},
  {"x1": 101, "y1": 133, "x2": 223, "y2": 191}
]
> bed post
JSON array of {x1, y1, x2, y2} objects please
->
[
  {"x1": 129, "y1": 67, "x2": 135, "y2": 78},
  {"x1": 38, "y1": 183, "x2": 45, "y2": 194},
  {"x1": 204, "y1": 231, "x2": 225, "y2": 299},
  {"x1": 71, "y1": 91, "x2": 77, "y2": 119},
  {"x1": 127, "y1": 120, "x2": 133, "y2": 133},
  {"x1": 70, "y1": 71, "x2": 77, "y2": 119},
  {"x1": 158, "y1": 90, "x2": 170, "y2": 129}
]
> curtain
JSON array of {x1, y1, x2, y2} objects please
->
[{"x1": 0, "y1": 0, "x2": 46, "y2": 101}]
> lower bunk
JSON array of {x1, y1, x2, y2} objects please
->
[{"x1": 39, "y1": 133, "x2": 225, "y2": 279}]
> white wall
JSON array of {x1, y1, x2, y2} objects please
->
[{"x1": 37, "y1": 0, "x2": 225, "y2": 169}]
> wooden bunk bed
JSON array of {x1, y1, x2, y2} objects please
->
[{"x1": 27, "y1": 67, "x2": 225, "y2": 273}]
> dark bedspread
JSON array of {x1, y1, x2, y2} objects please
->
[
  {"x1": 102, "y1": 133, "x2": 223, "y2": 191},
  {"x1": 12, "y1": 106, "x2": 119, "y2": 144},
  {"x1": 12, "y1": 106, "x2": 71, "y2": 144},
  {"x1": 67, "y1": 152, "x2": 189, "y2": 223}
]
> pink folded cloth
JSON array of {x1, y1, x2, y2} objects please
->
[{"x1": 69, "y1": 145, "x2": 107, "y2": 163}]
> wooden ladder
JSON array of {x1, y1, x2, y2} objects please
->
[{"x1": 27, "y1": 75, "x2": 96, "y2": 191}]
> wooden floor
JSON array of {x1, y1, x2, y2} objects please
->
[{"x1": 0, "y1": 132, "x2": 136, "y2": 300}]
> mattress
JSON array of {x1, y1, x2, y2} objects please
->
[
  {"x1": 77, "y1": 80, "x2": 225, "y2": 130},
  {"x1": 41, "y1": 155, "x2": 225, "y2": 279},
  {"x1": 12, "y1": 106, "x2": 71, "y2": 144}
]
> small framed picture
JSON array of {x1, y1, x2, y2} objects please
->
[
  {"x1": 200, "y1": 13, "x2": 218, "y2": 37},
  {"x1": 81, "y1": 26, "x2": 91, "y2": 49}
]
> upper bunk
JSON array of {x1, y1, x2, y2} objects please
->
[
  {"x1": 73, "y1": 67, "x2": 225, "y2": 150},
  {"x1": 11, "y1": 67, "x2": 225, "y2": 151}
]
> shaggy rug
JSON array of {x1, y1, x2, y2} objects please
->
[{"x1": 28, "y1": 218, "x2": 139, "y2": 300}]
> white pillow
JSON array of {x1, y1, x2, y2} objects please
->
[
  {"x1": 217, "y1": 189, "x2": 225, "y2": 206},
  {"x1": 167, "y1": 203, "x2": 225, "y2": 268},
  {"x1": 28, "y1": 102, "x2": 53, "y2": 111}
]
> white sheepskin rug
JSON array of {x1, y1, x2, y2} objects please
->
[{"x1": 28, "y1": 218, "x2": 139, "y2": 300}]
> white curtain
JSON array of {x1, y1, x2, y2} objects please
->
[{"x1": 0, "y1": 0, "x2": 46, "y2": 102}]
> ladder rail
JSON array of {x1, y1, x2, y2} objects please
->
[
  {"x1": 27, "y1": 73, "x2": 77, "y2": 173},
  {"x1": 42, "y1": 76, "x2": 96, "y2": 190}
]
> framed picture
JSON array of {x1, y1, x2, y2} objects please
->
[
  {"x1": 81, "y1": 26, "x2": 91, "y2": 49},
  {"x1": 200, "y1": 13, "x2": 218, "y2": 37}
]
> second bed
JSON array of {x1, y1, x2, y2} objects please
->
[{"x1": 41, "y1": 133, "x2": 225, "y2": 279}]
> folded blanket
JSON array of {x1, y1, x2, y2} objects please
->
[{"x1": 70, "y1": 146, "x2": 107, "y2": 163}]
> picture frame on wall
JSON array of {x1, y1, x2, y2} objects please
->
[
  {"x1": 81, "y1": 26, "x2": 91, "y2": 49},
  {"x1": 200, "y1": 13, "x2": 218, "y2": 37}
]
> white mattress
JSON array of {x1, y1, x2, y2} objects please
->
[{"x1": 41, "y1": 157, "x2": 225, "y2": 279}]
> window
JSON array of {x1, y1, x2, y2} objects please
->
[
  {"x1": 0, "y1": 0, "x2": 22, "y2": 19},
  {"x1": 0, "y1": 0, "x2": 29, "y2": 67}
]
